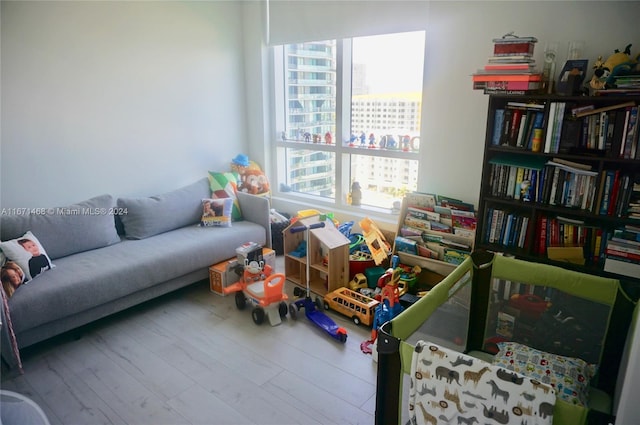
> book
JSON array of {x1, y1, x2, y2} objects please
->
[
  {"x1": 622, "y1": 106, "x2": 638, "y2": 159},
  {"x1": 472, "y1": 73, "x2": 543, "y2": 82},
  {"x1": 484, "y1": 63, "x2": 536, "y2": 71},
  {"x1": 492, "y1": 109, "x2": 505, "y2": 145},
  {"x1": 544, "y1": 102, "x2": 558, "y2": 153},
  {"x1": 496, "y1": 311, "x2": 516, "y2": 338},
  {"x1": 507, "y1": 107, "x2": 524, "y2": 147},
  {"x1": 550, "y1": 157, "x2": 592, "y2": 171},
  {"x1": 610, "y1": 110, "x2": 628, "y2": 158},
  {"x1": 606, "y1": 240, "x2": 640, "y2": 255},
  {"x1": 551, "y1": 102, "x2": 566, "y2": 154},
  {"x1": 485, "y1": 80, "x2": 542, "y2": 90},
  {"x1": 487, "y1": 55, "x2": 535, "y2": 62},
  {"x1": 573, "y1": 100, "x2": 636, "y2": 118},
  {"x1": 603, "y1": 256, "x2": 640, "y2": 278},
  {"x1": 482, "y1": 88, "x2": 541, "y2": 96},
  {"x1": 607, "y1": 170, "x2": 621, "y2": 216},
  {"x1": 599, "y1": 170, "x2": 616, "y2": 215}
]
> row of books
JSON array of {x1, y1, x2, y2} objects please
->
[
  {"x1": 482, "y1": 208, "x2": 530, "y2": 250},
  {"x1": 487, "y1": 154, "x2": 639, "y2": 218},
  {"x1": 547, "y1": 101, "x2": 639, "y2": 157},
  {"x1": 397, "y1": 192, "x2": 476, "y2": 265},
  {"x1": 487, "y1": 156, "x2": 598, "y2": 210},
  {"x1": 603, "y1": 225, "x2": 640, "y2": 279},
  {"x1": 483, "y1": 209, "x2": 640, "y2": 273},
  {"x1": 490, "y1": 100, "x2": 640, "y2": 157},
  {"x1": 402, "y1": 192, "x2": 477, "y2": 238},
  {"x1": 594, "y1": 170, "x2": 640, "y2": 219},
  {"x1": 491, "y1": 101, "x2": 545, "y2": 148}
]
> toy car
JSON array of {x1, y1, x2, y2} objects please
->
[
  {"x1": 223, "y1": 260, "x2": 288, "y2": 326},
  {"x1": 349, "y1": 273, "x2": 368, "y2": 291}
]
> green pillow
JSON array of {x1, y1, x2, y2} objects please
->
[{"x1": 208, "y1": 171, "x2": 242, "y2": 221}]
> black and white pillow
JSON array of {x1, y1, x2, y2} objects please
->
[{"x1": 0, "y1": 231, "x2": 54, "y2": 282}]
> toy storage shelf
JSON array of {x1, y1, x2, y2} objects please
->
[
  {"x1": 393, "y1": 195, "x2": 476, "y2": 279},
  {"x1": 283, "y1": 215, "x2": 350, "y2": 296}
]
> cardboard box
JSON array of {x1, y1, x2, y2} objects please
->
[
  {"x1": 209, "y1": 258, "x2": 239, "y2": 296},
  {"x1": 209, "y1": 248, "x2": 277, "y2": 296}
]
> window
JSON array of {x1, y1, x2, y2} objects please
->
[{"x1": 274, "y1": 31, "x2": 425, "y2": 212}]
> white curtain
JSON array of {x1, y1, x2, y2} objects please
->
[{"x1": 267, "y1": 0, "x2": 430, "y2": 45}]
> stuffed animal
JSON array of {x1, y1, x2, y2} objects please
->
[
  {"x1": 590, "y1": 44, "x2": 640, "y2": 89},
  {"x1": 231, "y1": 153, "x2": 271, "y2": 196}
]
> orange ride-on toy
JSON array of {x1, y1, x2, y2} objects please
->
[{"x1": 223, "y1": 259, "x2": 289, "y2": 326}]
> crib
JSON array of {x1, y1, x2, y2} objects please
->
[{"x1": 375, "y1": 250, "x2": 638, "y2": 425}]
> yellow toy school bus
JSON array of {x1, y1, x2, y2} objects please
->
[{"x1": 323, "y1": 287, "x2": 379, "y2": 326}]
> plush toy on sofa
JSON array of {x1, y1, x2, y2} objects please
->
[
  {"x1": 230, "y1": 153, "x2": 271, "y2": 196},
  {"x1": 590, "y1": 43, "x2": 640, "y2": 89}
]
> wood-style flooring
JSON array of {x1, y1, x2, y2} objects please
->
[{"x1": 1, "y1": 258, "x2": 383, "y2": 425}]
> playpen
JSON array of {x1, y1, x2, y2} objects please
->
[{"x1": 375, "y1": 250, "x2": 638, "y2": 425}]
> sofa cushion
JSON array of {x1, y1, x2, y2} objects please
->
[
  {"x1": 200, "y1": 198, "x2": 233, "y2": 227},
  {"x1": 117, "y1": 178, "x2": 210, "y2": 239},
  {"x1": 208, "y1": 171, "x2": 242, "y2": 221},
  {"x1": 0, "y1": 194, "x2": 121, "y2": 260},
  {"x1": 0, "y1": 231, "x2": 54, "y2": 282}
]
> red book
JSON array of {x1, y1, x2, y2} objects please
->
[
  {"x1": 605, "y1": 248, "x2": 640, "y2": 262},
  {"x1": 537, "y1": 216, "x2": 548, "y2": 255},
  {"x1": 472, "y1": 73, "x2": 543, "y2": 82},
  {"x1": 508, "y1": 108, "x2": 524, "y2": 146},
  {"x1": 607, "y1": 170, "x2": 621, "y2": 216}
]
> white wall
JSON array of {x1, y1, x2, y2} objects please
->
[
  {"x1": 421, "y1": 1, "x2": 640, "y2": 208},
  {"x1": 1, "y1": 1, "x2": 247, "y2": 208}
]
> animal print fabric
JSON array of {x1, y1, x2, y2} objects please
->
[{"x1": 408, "y1": 341, "x2": 556, "y2": 425}]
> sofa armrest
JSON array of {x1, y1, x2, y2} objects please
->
[
  {"x1": 1, "y1": 291, "x2": 23, "y2": 372},
  {"x1": 237, "y1": 192, "x2": 272, "y2": 248}
]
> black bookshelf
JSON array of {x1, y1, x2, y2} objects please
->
[{"x1": 476, "y1": 94, "x2": 640, "y2": 286}]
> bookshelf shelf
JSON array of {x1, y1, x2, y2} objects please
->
[{"x1": 476, "y1": 93, "x2": 640, "y2": 286}]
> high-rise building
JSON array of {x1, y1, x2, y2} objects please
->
[
  {"x1": 282, "y1": 41, "x2": 421, "y2": 203},
  {"x1": 283, "y1": 41, "x2": 336, "y2": 196}
]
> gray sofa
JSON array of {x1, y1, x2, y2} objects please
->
[{"x1": 1, "y1": 178, "x2": 271, "y2": 370}]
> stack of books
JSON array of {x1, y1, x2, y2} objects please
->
[
  {"x1": 473, "y1": 35, "x2": 542, "y2": 95},
  {"x1": 603, "y1": 225, "x2": 640, "y2": 278},
  {"x1": 397, "y1": 192, "x2": 476, "y2": 265}
]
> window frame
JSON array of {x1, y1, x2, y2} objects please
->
[{"x1": 271, "y1": 35, "x2": 423, "y2": 216}]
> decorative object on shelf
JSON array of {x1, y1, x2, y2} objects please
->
[
  {"x1": 590, "y1": 44, "x2": 640, "y2": 90},
  {"x1": 542, "y1": 41, "x2": 558, "y2": 94},
  {"x1": 350, "y1": 181, "x2": 362, "y2": 206},
  {"x1": 556, "y1": 59, "x2": 589, "y2": 96}
]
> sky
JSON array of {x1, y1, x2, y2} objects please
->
[{"x1": 352, "y1": 31, "x2": 425, "y2": 94}]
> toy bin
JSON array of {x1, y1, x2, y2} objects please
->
[{"x1": 349, "y1": 258, "x2": 375, "y2": 280}]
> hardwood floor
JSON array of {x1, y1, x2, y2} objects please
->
[{"x1": 1, "y1": 257, "x2": 381, "y2": 425}]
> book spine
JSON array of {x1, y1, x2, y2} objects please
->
[
  {"x1": 622, "y1": 106, "x2": 638, "y2": 159},
  {"x1": 492, "y1": 109, "x2": 505, "y2": 146},
  {"x1": 606, "y1": 249, "x2": 640, "y2": 262}
]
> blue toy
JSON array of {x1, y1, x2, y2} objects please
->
[{"x1": 288, "y1": 221, "x2": 348, "y2": 343}]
